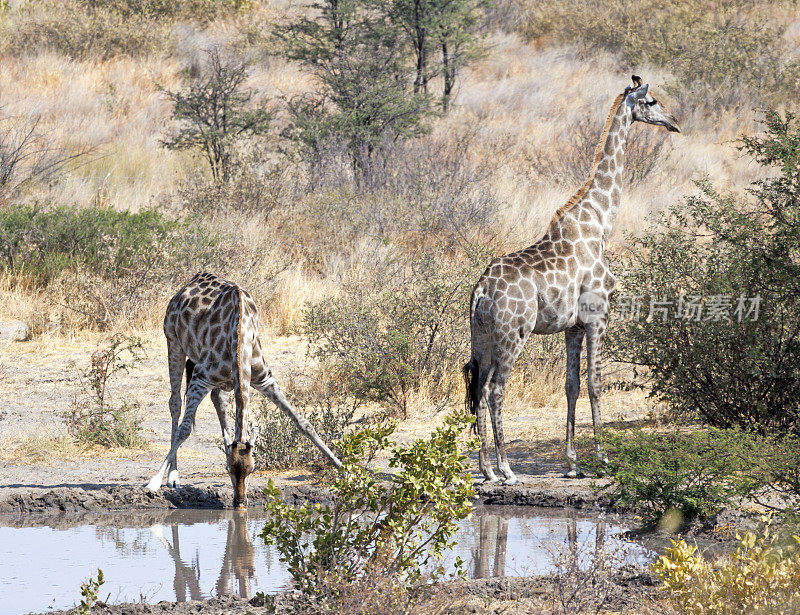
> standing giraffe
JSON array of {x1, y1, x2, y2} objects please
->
[
  {"x1": 146, "y1": 272, "x2": 342, "y2": 506},
  {"x1": 464, "y1": 76, "x2": 680, "y2": 483}
]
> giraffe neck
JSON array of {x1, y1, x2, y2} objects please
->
[
  {"x1": 586, "y1": 97, "x2": 631, "y2": 238},
  {"x1": 547, "y1": 93, "x2": 632, "y2": 243}
]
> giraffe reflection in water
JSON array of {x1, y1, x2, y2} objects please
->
[
  {"x1": 471, "y1": 513, "x2": 608, "y2": 578},
  {"x1": 150, "y1": 510, "x2": 257, "y2": 600}
]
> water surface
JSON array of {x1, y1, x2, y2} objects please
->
[{"x1": 0, "y1": 506, "x2": 653, "y2": 614}]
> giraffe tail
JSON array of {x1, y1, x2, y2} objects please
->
[
  {"x1": 463, "y1": 359, "x2": 480, "y2": 433},
  {"x1": 231, "y1": 287, "x2": 246, "y2": 443},
  {"x1": 185, "y1": 359, "x2": 196, "y2": 429}
]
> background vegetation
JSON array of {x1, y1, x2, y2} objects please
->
[{"x1": 3, "y1": 0, "x2": 800, "y2": 609}]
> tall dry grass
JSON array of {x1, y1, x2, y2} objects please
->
[{"x1": 1, "y1": 0, "x2": 795, "y2": 414}]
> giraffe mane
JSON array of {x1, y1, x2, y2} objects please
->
[{"x1": 548, "y1": 91, "x2": 627, "y2": 225}]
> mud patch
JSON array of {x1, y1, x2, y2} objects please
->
[{"x1": 1, "y1": 477, "x2": 612, "y2": 516}]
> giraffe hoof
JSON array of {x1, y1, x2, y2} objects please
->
[
  {"x1": 145, "y1": 478, "x2": 161, "y2": 492},
  {"x1": 483, "y1": 476, "x2": 501, "y2": 485},
  {"x1": 563, "y1": 468, "x2": 585, "y2": 479},
  {"x1": 502, "y1": 476, "x2": 519, "y2": 486}
]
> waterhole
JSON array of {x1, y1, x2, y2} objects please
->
[{"x1": 0, "y1": 506, "x2": 654, "y2": 614}]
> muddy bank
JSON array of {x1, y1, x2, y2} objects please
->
[
  {"x1": 0, "y1": 482, "x2": 332, "y2": 515},
  {"x1": 35, "y1": 570, "x2": 659, "y2": 615},
  {"x1": 0, "y1": 477, "x2": 612, "y2": 516}
]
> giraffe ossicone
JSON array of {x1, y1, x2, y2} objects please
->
[
  {"x1": 146, "y1": 272, "x2": 342, "y2": 507},
  {"x1": 464, "y1": 76, "x2": 680, "y2": 484}
]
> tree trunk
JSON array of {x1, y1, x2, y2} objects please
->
[{"x1": 442, "y1": 41, "x2": 454, "y2": 112}]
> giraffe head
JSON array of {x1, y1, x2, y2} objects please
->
[
  {"x1": 625, "y1": 75, "x2": 680, "y2": 133},
  {"x1": 224, "y1": 427, "x2": 259, "y2": 508}
]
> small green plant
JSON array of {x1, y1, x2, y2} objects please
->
[
  {"x1": 77, "y1": 568, "x2": 104, "y2": 615},
  {"x1": 66, "y1": 334, "x2": 146, "y2": 448},
  {"x1": 260, "y1": 411, "x2": 476, "y2": 598},
  {"x1": 652, "y1": 517, "x2": 800, "y2": 614}
]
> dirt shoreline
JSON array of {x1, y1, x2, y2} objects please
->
[
  {"x1": 0, "y1": 477, "x2": 612, "y2": 516},
  {"x1": 34, "y1": 572, "x2": 660, "y2": 615}
]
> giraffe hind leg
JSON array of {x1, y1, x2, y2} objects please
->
[
  {"x1": 487, "y1": 371, "x2": 518, "y2": 485},
  {"x1": 564, "y1": 327, "x2": 585, "y2": 478},
  {"x1": 472, "y1": 362, "x2": 499, "y2": 484}
]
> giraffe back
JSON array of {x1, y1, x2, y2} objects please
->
[{"x1": 163, "y1": 271, "x2": 261, "y2": 392}]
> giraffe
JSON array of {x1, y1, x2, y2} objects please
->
[
  {"x1": 463, "y1": 76, "x2": 680, "y2": 484},
  {"x1": 146, "y1": 271, "x2": 342, "y2": 507}
]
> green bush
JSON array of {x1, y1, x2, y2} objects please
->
[
  {"x1": 66, "y1": 334, "x2": 146, "y2": 448},
  {"x1": 0, "y1": 204, "x2": 219, "y2": 327},
  {"x1": 260, "y1": 412, "x2": 475, "y2": 598},
  {"x1": 600, "y1": 427, "x2": 800, "y2": 522},
  {"x1": 0, "y1": 205, "x2": 179, "y2": 284},
  {"x1": 598, "y1": 429, "x2": 746, "y2": 523},
  {"x1": 304, "y1": 250, "x2": 482, "y2": 416},
  {"x1": 608, "y1": 112, "x2": 800, "y2": 434}
]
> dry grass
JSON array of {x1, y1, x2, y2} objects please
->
[
  {"x1": 0, "y1": 432, "x2": 150, "y2": 465},
  {"x1": 0, "y1": 0, "x2": 790, "y2": 418}
]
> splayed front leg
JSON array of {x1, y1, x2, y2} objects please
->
[{"x1": 146, "y1": 377, "x2": 210, "y2": 492}]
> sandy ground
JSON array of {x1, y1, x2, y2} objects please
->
[
  {"x1": 0, "y1": 334, "x2": 680, "y2": 615},
  {"x1": 0, "y1": 332, "x2": 654, "y2": 511}
]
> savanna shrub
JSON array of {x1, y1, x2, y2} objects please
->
[
  {"x1": 608, "y1": 112, "x2": 800, "y2": 435},
  {"x1": 601, "y1": 428, "x2": 800, "y2": 521},
  {"x1": 653, "y1": 518, "x2": 800, "y2": 614},
  {"x1": 260, "y1": 412, "x2": 475, "y2": 598},
  {"x1": 304, "y1": 250, "x2": 482, "y2": 416},
  {"x1": 66, "y1": 335, "x2": 146, "y2": 448},
  {"x1": 253, "y1": 379, "x2": 358, "y2": 470},
  {"x1": 599, "y1": 429, "x2": 745, "y2": 523}
]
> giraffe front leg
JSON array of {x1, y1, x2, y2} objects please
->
[
  {"x1": 166, "y1": 388, "x2": 182, "y2": 488},
  {"x1": 585, "y1": 320, "x2": 609, "y2": 473},
  {"x1": 564, "y1": 327, "x2": 585, "y2": 478},
  {"x1": 147, "y1": 378, "x2": 210, "y2": 492}
]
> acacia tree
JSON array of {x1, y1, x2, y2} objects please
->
[
  {"x1": 275, "y1": 0, "x2": 430, "y2": 178},
  {"x1": 161, "y1": 48, "x2": 272, "y2": 183},
  {"x1": 391, "y1": 0, "x2": 485, "y2": 110}
]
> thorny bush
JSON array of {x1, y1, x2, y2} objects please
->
[{"x1": 66, "y1": 334, "x2": 146, "y2": 448}]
